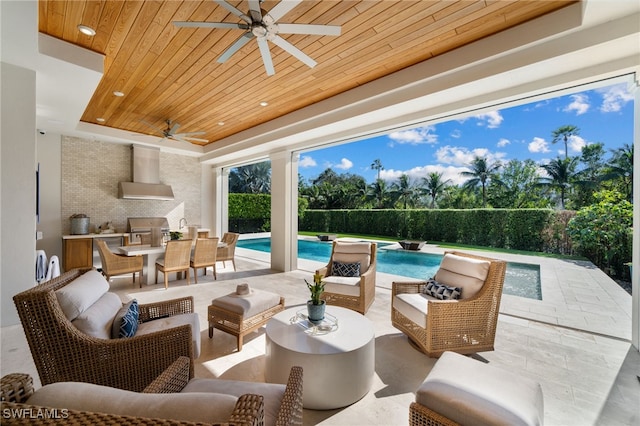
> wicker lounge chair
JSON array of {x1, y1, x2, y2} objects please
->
[
  {"x1": 316, "y1": 240, "x2": 377, "y2": 314},
  {"x1": 13, "y1": 268, "x2": 196, "y2": 392},
  {"x1": 391, "y1": 251, "x2": 506, "y2": 357},
  {"x1": 1, "y1": 356, "x2": 304, "y2": 426}
]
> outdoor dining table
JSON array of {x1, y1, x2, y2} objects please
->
[{"x1": 118, "y1": 240, "x2": 226, "y2": 285}]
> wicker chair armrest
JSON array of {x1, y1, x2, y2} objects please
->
[
  {"x1": 276, "y1": 366, "x2": 304, "y2": 426},
  {"x1": 227, "y1": 394, "x2": 264, "y2": 426},
  {"x1": 392, "y1": 281, "x2": 426, "y2": 296},
  {"x1": 142, "y1": 356, "x2": 191, "y2": 394},
  {"x1": 315, "y1": 265, "x2": 329, "y2": 277},
  {"x1": 1, "y1": 373, "x2": 34, "y2": 403},
  {"x1": 138, "y1": 296, "x2": 195, "y2": 321}
]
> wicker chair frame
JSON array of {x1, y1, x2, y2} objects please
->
[
  {"x1": 0, "y1": 356, "x2": 303, "y2": 425},
  {"x1": 208, "y1": 297, "x2": 285, "y2": 351},
  {"x1": 217, "y1": 232, "x2": 240, "y2": 271},
  {"x1": 95, "y1": 239, "x2": 144, "y2": 287},
  {"x1": 13, "y1": 268, "x2": 195, "y2": 392},
  {"x1": 391, "y1": 251, "x2": 506, "y2": 357},
  {"x1": 156, "y1": 239, "x2": 193, "y2": 289},
  {"x1": 190, "y1": 237, "x2": 219, "y2": 282},
  {"x1": 409, "y1": 401, "x2": 460, "y2": 426},
  {"x1": 316, "y1": 241, "x2": 377, "y2": 315}
]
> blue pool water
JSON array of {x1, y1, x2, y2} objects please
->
[{"x1": 237, "y1": 238, "x2": 542, "y2": 300}]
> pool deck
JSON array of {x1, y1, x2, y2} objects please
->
[{"x1": 241, "y1": 236, "x2": 633, "y2": 341}]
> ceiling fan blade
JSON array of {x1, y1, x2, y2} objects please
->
[
  {"x1": 175, "y1": 131, "x2": 206, "y2": 137},
  {"x1": 271, "y1": 35, "x2": 316, "y2": 68},
  {"x1": 214, "y1": 0, "x2": 251, "y2": 24},
  {"x1": 218, "y1": 32, "x2": 253, "y2": 63},
  {"x1": 268, "y1": 0, "x2": 301, "y2": 22},
  {"x1": 140, "y1": 120, "x2": 165, "y2": 134},
  {"x1": 169, "y1": 122, "x2": 181, "y2": 135},
  {"x1": 257, "y1": 37, "x2": 275, "y2": 76},
  {"x1": 248, "y1": 0, "x2": 262, "y2": 22},
  {"x1": 277, "y1": 23, "x2": 341, "y2": 36},
  {"x1": 173, "y1": 21, "x2": 246, "y2": 30}
]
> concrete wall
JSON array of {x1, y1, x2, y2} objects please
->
[{"x1": 1, "y1": 62, "x2": 37, "y2": 325}]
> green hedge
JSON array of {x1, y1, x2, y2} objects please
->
[
  {"x1": 229, "y1": 193, "x2": 308, "y2": 233},
  {"x1": 299, "y1": 208, "x2": 563, "y2": 252}
]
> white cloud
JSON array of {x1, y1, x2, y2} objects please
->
[
  {"x1": 380, "y1": 164, "x2": 468, "y2": 186},
  {"x1": 563, "y1": 94, "x2": 590, "y2": 115},
  {"x1": 434, "y1": 145, "x2": 506, "y2": 167},
  {"x1": 450, "y1": 129, "x2": 462, "y2": 139},
  {"x1": 528, "y1": 137, "x2": 550, "y2": 153},
  {"x1": 497, "y1": 138, "x2": 510, "y2": 147},
  {"x1": 298, "y1": 155, "x2": 316, "y2": 168},
  {"x1": 474, "y1": 111, "x2": 503, "y2": 129},
  {"x1": 333, "y1": 158, "x2": 353, "y2": 170},
  {"x1": 568, "y1": 135, "x2": 586, "y2": 153},
  {"x1": 598, "y1": 84, "x2": 633, "y2": 112},
  {"x1": 388, "y1": 126, "x2": 438, "y2": 145}
]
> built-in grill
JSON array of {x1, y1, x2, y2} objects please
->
[{"x1": 126, "y1": 217, "x2": 170, "y2": 244}]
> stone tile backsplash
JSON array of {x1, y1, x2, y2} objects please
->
[{"x1": 61, "y1": 136, "x2": 201, "y2": 234}]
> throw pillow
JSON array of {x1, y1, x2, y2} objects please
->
[
  {"x1": 423, "y1": 278, "x2": 462, "y2": 300},
  {"x1": 332, "y1": 261, "x2": 361, "y2": 277},
  {"x1": 111, "y1": 300, "x2": 139, "y2": 339}
]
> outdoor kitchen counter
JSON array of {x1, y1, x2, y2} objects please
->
[
  {"x1": 61, "y1": 233, "x2": 127, "y2": 272},
  {"x1": 62, "y1": 233, "x2": 129, "y2": 239}
]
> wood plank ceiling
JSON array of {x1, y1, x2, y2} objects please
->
[{"x1": 39, "y1": 0, "x2": 575, "y2": 147}]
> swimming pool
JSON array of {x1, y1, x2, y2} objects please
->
[{"x1": 237, "y1": 238, "x2": 542, "y2": 300}]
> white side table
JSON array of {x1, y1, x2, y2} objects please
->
[{"x1": 265, "y1": 306, "x2": 375, "y2": 410}]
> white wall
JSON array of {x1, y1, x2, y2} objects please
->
[
  {"x1": 35, "y1": 132, "x2": 62, "y2": 264},
  {"x1": 1, "y1": 62, "x2": 37, "y2": 325}
]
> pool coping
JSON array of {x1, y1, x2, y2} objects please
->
[{"x1": 236, "y1": 235, "x2": 633, "y2": 341}]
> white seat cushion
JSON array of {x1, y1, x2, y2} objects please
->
[
  {"x1": 137, "y1": 312, "x2": 201, "y2": 358},
  {"x1": 27, "y1": 382, "x2": 238, "y2": 424},
  {"x1": 332, "y1": 241, "x2": 371, "y2": 273},
  {"x1": 434, "y1": 254, "x2": 490, "y2": 299},
  {"x1": 211, "y1": 289, "x2": 281, "y2": 318},
  {"x1": 183, "y1": 378, "x2": 286, "y2": 426},
  {"x1": 323, "y1": 276, "x2": 361, "y2": 296},
  {"x1": 71, "y1": 292, "x2": 122, "y2": 339},
  {"x1": 393, "y1": 293, "x2": 438, "y2": 326},
  {"x1": 417, "y1": 351, "x2": 544, "y2": 426}
]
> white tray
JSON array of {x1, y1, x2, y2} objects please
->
[{"x1": 289, "y1": 308, "x2": 339, "y2": 335}]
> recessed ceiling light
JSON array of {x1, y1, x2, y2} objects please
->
[
  {"x1": 77, "y1": 25, "x2": 96, "y2": 36},
  {"x1": 96, "y1": 117, "x2": 105, "y2": 123},
  {"x1": 113, "y1": 91, "x2": 125, "y2": 97},
  {"x1": 260, "y1": 101, "x2": 268, "y2": 107},
  {"x1": 218, "y1": 121, "x2": 225, "y2": 126}
]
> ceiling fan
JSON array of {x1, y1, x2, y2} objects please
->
[
  {"x1": 141, "y1": 119, "x2": 208, "y2": 144},
  {"x1": 173, "y1": 0, "x2": 341, "y2": 76}
]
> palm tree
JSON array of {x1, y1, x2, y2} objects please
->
[
  {"x1": 602, "y1": 143, "x2": 634, "y2": 202},
  {"x1": 370, "y1": 159, "x2": 384, "y2": 181},
  {"x1": 460, "y1": 156, "x2": 503, "y2": 207},
  {"x1": 538, "y1": 157, "x2": 578, "y2": 209},
  {"x1": 551, "y1": 125, "x2": 580, "y2": 159},
  {"x1": 392, "y1": 174, "x2": 418, "y2": 209},
  {"x1": 421, "y1": 172, "x2": 451, "y2": 208},
  {"x1": 366, "y1": 179, "x2": 392, "y2": 209}
]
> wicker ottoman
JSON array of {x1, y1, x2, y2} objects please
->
[
  {"x1": 411, "y1": 351, "x2": 544, "y2": 426},
  {"x1": 208, "y1": 287, "x2": 284, "y2": 351}
]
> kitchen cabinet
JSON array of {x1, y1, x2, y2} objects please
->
[{"x1": 63, "y1": 238, "x2": 93, "y2": 271}]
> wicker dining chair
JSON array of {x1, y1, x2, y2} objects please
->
[
  {"x1": 95, "y1": 239, "x2": 144, "y2": 287},
  {"x1": 190, "y1": 237, "x2": 219, "y2": 282},
  {"x1": 316, "y1": 240, "x2": 377, "y2": 315},
  {"x1": 217, "y1": 232, "x2": 240, "y2": 271},
  {"x1": 156, "y1": 239, "x2": 193, "y2": 289},
  {"x1": 391, "y1": 251, "x2": 507, "y2": 357}
]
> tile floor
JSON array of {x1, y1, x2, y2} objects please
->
[{"x1": 1, "y1": 243, "x2": 639, "y2": 425}]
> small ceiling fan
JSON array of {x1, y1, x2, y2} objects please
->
[
  {"x1": 141, "y1": 119, "x2": 208, "y2": 144},
  {"x1": 173, "y1": 0, "x2": 341, "y2": 76}
]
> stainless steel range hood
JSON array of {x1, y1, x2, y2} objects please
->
[{"x1": 118, "y1": 145, "x2": 174, "y2": 200}]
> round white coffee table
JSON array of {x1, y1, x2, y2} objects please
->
[{"x1": 265, "y1": 306, "x2": 375, "y2": 410}]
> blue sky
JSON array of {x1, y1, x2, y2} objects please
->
[{"x1": 298, "y1": 82, "x2": 634, "y2": 186}]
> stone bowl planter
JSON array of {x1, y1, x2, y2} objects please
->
[{"x1": 398, "y1": 240, "x2": 426, "y2": 250}]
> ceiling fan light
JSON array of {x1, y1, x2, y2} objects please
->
[{"x1": 77, "y1": 25, "x2": 96, "y2": 36}]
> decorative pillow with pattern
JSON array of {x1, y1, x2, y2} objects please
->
[
  {"x1": 332, "y1": 261, "x2": 361, "y2": 277},
  {"x1": 112, "y1": 299, "x2": 139, "y2": 338},
  {"x1": 423, "y1": 278, "x2": 462, "y2": 300}
]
